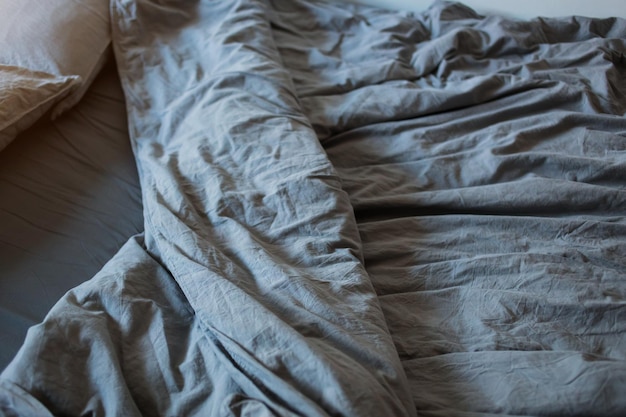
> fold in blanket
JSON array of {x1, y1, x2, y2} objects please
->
[
  {"x1": 2, "y1": 0, "x2": 626, "y2": 416},
  {"x1": 110, "y1": 0, "x2": 414, "y2": 415}
]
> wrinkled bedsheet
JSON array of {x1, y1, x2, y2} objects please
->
[{"x1": 2, "y1": 0, "x2": 626, "y2": 416}]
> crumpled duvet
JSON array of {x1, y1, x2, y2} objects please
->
[{"x1": 2, "y1": 0, "x2": 626, "y2": 416}]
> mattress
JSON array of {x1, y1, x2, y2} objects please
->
[
  {"x1": 0, "y1": 58, "x2": 143, "y2": 370},
  {"x1": 1, "y1": 0, "x2": 625, "y2": 415}
]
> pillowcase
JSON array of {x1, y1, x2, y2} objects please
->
[
  {"x1": 0, "y1": 65, "x2": 79, "y2": 152},
  {"x1": 0, "y1": 0, "x2": 111, "y2": 147}
]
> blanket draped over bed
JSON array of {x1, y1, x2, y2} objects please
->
[{"x1": 2, "y1": 0, "x2": 626, "y2": 415}]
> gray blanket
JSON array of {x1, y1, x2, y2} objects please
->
[{"x1": 2, "y1": 0, "x2": 626, "y2": 416}]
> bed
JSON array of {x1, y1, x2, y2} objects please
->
[{"x1": 1, "y1": 0, "x2": 625, "y2": 415}]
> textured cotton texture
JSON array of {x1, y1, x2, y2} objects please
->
[
  {"x1": 0, "y1": 0, "x2": 111, "y2": 122},
  {"x1": 0, "y1": 66, "x2": 78, "y2": 151},
  {"x1": 1, "y1": 0, "x2": 626, "y2": 416}
]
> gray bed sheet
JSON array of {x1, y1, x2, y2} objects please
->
[
  {"x1": 0, "y1": 58, "x2": 143, "y2": 370},
  {"x1": 1, "y1": 0, "x2": 626, "y2": 416}
]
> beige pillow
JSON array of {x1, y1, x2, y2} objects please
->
[
  {"x1": 0, "y1": 0, "x2": 111, "y2": 120},
  {"x1": 0, "y1": 65, "x2": 79, "y2": 152}
]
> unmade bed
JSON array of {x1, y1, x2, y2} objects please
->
[{"x1": 1, "y1": 0, "x2": 625, "y2": 415}]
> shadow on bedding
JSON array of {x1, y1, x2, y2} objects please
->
[{"x1": 0, "y1": 59, "x2": 143, "y2": 371}]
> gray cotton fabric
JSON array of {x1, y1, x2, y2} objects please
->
[{"x1": 2, "y1": 0, "x2": 626, "y2": 416}]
